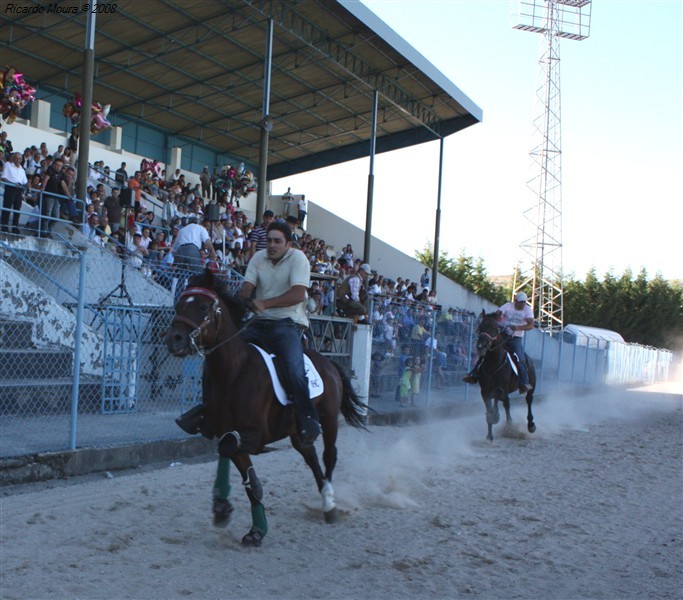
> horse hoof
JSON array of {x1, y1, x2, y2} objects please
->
[
  {"x1": 324, "y1": 507, "x2": 338, "y2": 524},
  {"x1": 486, "y1": 433, "x2": 493, "y2": 442},
  {"x1": 528, "y1": 423, "x2": 537, "y2": 434},
  {"x1": 242, "y1": 529, "x2": 264, "y2": 548},
  {"x1": 212, "y1": 498, "x2": 233, "y2": 528}
]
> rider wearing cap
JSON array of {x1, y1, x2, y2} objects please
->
[
  {"x1": 497, "y1": 291, "x2": 534, "y2": 391},
  {"x1": 463, "y1": 291, "x2": 534, "y2": 392}
]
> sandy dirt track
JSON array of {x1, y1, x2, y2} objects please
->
[{"x1": 1, "y1": 383, "x2": 681, "y2": 600}]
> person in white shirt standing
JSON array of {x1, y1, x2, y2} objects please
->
[
  {"x1": 171, "y1": 216, "x2": 218, "y2": 275},
  {"x1": 297, "y1": 196, "x2": 307, "y2": 229},
  {"x1": 1, "y1": 152, "x2": 28, "y2": 235}
]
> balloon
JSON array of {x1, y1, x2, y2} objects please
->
[
  {"x1": 1, "y1": 65, "x2": 36, "y2": 124},
  {"x1": 63, "y1": 93, "x2": 112, "y2": 135}
]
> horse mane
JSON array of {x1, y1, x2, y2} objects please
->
[
  {"x1": 479, "y1": 310, "x2": 502, "y2": 332},
  {"x1": 187, "y1": 269, "x2": 250, "y2": 325}
]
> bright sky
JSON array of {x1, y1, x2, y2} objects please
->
[{"x1": 272, "y1": 0, "x2": 683, "y2": 281}]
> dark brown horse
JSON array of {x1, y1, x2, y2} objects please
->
[
  {"x1": 166, "y1": 270, "x2": 367, "y2": 547},
  {"x1": 476, "y1": 311, "x2": 537, "y2": 441}
]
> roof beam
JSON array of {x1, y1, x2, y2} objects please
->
[{"x1": 243, "y1": 0, "x2": 444, "y2": 139}]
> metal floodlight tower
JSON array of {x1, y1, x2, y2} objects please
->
[{"x1": 512, "y1": 0, "x2": 592, "y2": 335}]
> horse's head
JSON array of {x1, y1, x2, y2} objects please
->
[
  {"x1": 166, "y1": 269, "x2": 246, "y2": 357},
  {"x1": 167, "y1": 286, "x2": 223, "y2": 358},
  {"x1": 476, "y1": 311, "x2": 502, "y2": 357}
]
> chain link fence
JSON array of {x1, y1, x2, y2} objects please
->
[
  {"x1": 368, "y1": 296, "x2": 477, "y2": 409},
  {"x1": 0, "y1": 235, "x2": 353, "y2": 458},
  {"x1": 367, "y1": 295, "x2": 675, "y2": 412},
  {"x1": 0, "y1": 234, "x2": 674, "y2": 458}
]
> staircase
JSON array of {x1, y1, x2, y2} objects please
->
[{"x1": 0, "y1": 318, "x2": 101, "y2": 416}]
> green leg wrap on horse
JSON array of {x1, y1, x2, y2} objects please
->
[
  {"x1": 251, "y1": 503, "x2": 268, "y2": 535},
  {"x1": 213, "y1": 458, "x2": 231, "y2": 500}
]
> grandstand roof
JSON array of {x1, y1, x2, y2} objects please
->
[{"x1": 1, "y1": 0, "x2": 482, "y2": 178}]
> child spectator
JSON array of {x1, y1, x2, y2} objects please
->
[{"x1": 399, "y1": 358, "x2": 412, "y2": 408}]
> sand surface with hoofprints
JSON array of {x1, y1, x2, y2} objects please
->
[{"x1": 1, "y1": 383, "x2": 681, "y2": 600}]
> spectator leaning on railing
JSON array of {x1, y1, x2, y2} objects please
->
[{"x1": 1, "y1": 152, "x2": 28, "y2": 235}]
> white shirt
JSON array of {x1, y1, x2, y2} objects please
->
[
  {"x1": 172, "y1": 223, "x2": 209, "y2": 251},
  {"x1": 1, "y1": 162, "x2": 28, "y2": 186},
  {"x1": 244, "y1": 248, "x2": 311, "y2": 327},
  {"x1": 499, "y1": 301, "x2": 534, "y2": 338}
]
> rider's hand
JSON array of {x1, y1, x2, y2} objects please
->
[
  {"x1": 251, "y1": 299, "x2": 266, "y2": 313},
  {"x1": 503, "y1": 326, "x2": 514, "y2": 336}
]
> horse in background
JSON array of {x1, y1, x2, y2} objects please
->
[
  {"x1": 166, "y1": 269, "x2": 368, "y2": 547},
  {"x1": 476, "y1": 311, "x2": 537, "y2": 441}
]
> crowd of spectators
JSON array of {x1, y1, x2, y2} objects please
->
[{"x1": 1, "y1": 131, "x2": 476, "y2": 395}]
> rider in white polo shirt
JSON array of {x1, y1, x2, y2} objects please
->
[{"x1": 238, "y1": 220, "x2": 321, "y2": 445}]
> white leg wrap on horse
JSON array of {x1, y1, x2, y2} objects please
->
[{"x1": 321, "y1": 480, "x2": 336, "y2": 512}]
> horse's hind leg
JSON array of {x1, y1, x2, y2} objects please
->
[
  {"x1": 231, "y1": 453, "x2": 268, "y2": 547},
  {"x1": 526, "y1": 388, "x2": 536, "y2": 433},
  {"x1": 291, "y1": 433, "x2": 338, "y2": 524}
]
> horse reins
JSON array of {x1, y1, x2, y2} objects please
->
[
  {"x1": 171, "y1": 287, "x2": 253, "y2": 358},
  {"x1": 479, "y1": 326, "x2": 510, "y2": 376}
]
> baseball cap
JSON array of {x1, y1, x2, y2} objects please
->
[
  {"x1": 515, "y1": 292, "x2": 528, "y2": 302},
  {"x1": 359, "y1": 263, "x2": 372, "y2": 274}
]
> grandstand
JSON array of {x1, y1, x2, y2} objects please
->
[{"x1": 0, "y1": 1, "x2": 671, "y2": 463}]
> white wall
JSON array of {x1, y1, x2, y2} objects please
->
[
  {"x1": 297, "y1": 201, "x2": 498, "y2": 315},
  {"x1": 5, "y1": 116, "x2": 202, "y2": 189}
]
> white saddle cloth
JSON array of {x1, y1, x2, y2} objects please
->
[
  {"x1": 507, "y1": 352, "x2": 519, "y2": 376},
  {"x1": 250, "y1": 344, "x2": 324, "y2": 406}
]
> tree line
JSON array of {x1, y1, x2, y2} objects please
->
[{"x1": 416, "y1": 246, "x2": 683, "y2": 350}]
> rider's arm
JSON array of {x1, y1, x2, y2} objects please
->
[
  {"x1": 513, "y1": 317, "x2": 534, "y2": 332},
  {"x1": 238, "y1": 281, "x2": 255, "y2": 300},
  {"x1": 250, "y1": 285, "x2": 307, "y2": 313}
]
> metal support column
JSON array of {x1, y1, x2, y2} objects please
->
[
  {"x1": 363, "y1": 90, "x2": 378, "y2": 263},
  {"x1": 69, "y1": 249, "x2": 87, "y2": 449},
  {"x1": 432, "y1": 137, "x2": 445, "y2": 292},
  {"x1": 76, "y1": 7, "x2": 97, "y2": 203},
  {"x1": 256, "y1": 18, "x2": 274, "y2": 222}
]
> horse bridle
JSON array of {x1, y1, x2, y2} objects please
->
[
  {"x1": 477, "y1": 323, "x2": 512, "y2": 376},
  {"x1": 478, "y1": 324, "x2": 507, "y2": 353},
  {"x1": 171, "y1": 287, "x2": 225, "y2": 357}
]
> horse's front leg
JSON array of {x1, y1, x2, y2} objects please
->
[
  {"x1": 212, "y1": 448, "x2": 235, "y2": 529},
  {"x1": 215, "y1": 430, "x2": 268, "y2": 546},
  {"x1": 231, "y1": 453, "x2": 268, "y2": 547},
  {"x1": 501, "y1": 390, "x2": 512, "y2": 423},
  {"x1": 481, "y1": 392, "x2": 497, "y2": 441}
]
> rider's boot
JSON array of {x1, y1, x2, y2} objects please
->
[
  {"x1": 176, "y1": 404, "x2": 204, "y2": 434},
  {"x1": 462, "y1": 357, "x2": 483, "y2": 384},
  {"x1": 175, "y1": 404, "x2": 213, "y2": 439},
  {"x1": 292, "y1": 388, "x2": 321, "y2": 446}
]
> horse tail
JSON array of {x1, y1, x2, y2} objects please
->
[{"x1": 330, "y1": 360, "x2": 370, "y2": 430}]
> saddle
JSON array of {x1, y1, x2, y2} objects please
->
[{"x1": 249, "y1": 344, "x2": 324, "y2": 405}]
